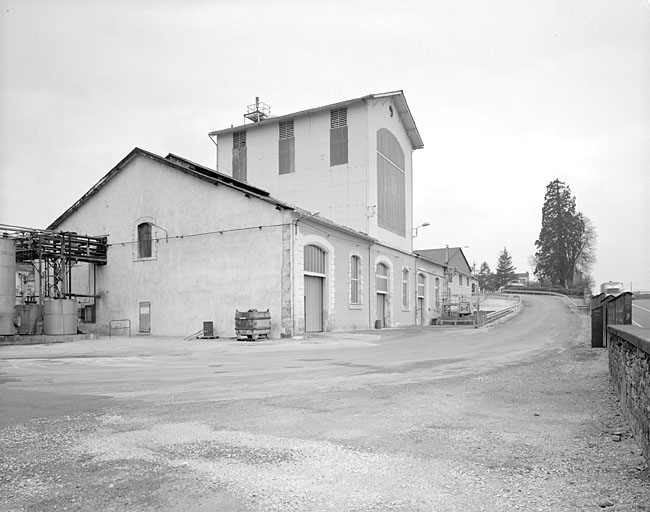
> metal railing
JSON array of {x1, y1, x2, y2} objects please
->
[
  {"x1": 109, "y1": 319, "x2": 131, "y2": 338},
  {"x1": 500, "y1": 289, "x2": 589, "y2": 311},
  {"x1": 480, "y1": 297, "x2": 522, "y2": 326}
]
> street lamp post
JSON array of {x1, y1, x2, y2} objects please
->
[{"x1": 412, "y1": 222, "x2": 430, "y2": 238}]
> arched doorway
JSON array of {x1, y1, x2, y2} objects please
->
[
  {"x1": 376, "y1": 262, "x2": 389, "y2": 328},
  {"x1": 304, "y1": 245, "x2": 326, "y2": 332}
]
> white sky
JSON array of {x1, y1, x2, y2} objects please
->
[{"x1": 1, "y1": 0, "x2": 649, "y2": 292}]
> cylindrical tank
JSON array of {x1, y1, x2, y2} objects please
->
[
  {"x1": 43, "y1": 299, "x2": 77, "y2": 335},
  {"x1": 16, "y1": 304, "x2": 43, "y2": 335},
  {"x1": 0, "y1": 238, "x2": 17, "y2": 335}
]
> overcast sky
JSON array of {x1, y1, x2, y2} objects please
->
[{"x1": 1, "y1": 0, "x2": 649, "y2": 292}]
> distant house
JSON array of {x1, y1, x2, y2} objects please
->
[
  {"x1": 46, "y1": 92, "x2": 464, "y2": 337},
  {"x1": 414, "y1": 247, "x2": 477, "y2": 297},
  {"x1": 511, "y1": 272, "x2": 530, "y2": 286}
]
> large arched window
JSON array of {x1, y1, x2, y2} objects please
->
[
  {"x1": 377, "y1": 128, "x2": 406, "y2": 237},
  {"x1": 137, "y1": 222, "x2": 153, "y2": 258}
]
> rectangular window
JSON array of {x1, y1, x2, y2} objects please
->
[
  {"x1": 376, "y1": 264, "x2": 388, "y2": 293},
  {"x1": 330, "y1": 108, "x2": 348, "y2": 166},
  {"x1": 402, "y1": 269, "x2": 409, "y2": 308},
  {"x1": 417, "y1": 274, "x2": 425, "y2": 298},
  {"x1": 232, "y1": 131, "x2": 247, "y2": 181},
  {"x1": 350, "y1": 256, "x2": 360, "y2": 304},
  {"x1": 279, "y1": 121, "x2": 295, "y2": 175}
]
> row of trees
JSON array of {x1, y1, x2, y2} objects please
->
[{"x1": 473, "y1": 179, "x2": 596, "y2": 293}]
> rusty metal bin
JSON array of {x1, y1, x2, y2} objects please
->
[{"x1": 235, "y1": 309, "x2": 271, "y2": 341}]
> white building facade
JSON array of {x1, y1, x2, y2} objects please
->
[{"x1": 47, "y1": 92, "x2": 466, "y2": 338}]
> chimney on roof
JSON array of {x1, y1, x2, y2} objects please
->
[{"x1": 244, "y1": 97, "x2": 270, "y2": 123}]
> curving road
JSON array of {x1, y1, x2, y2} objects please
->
[
  {"x1": 1, "y1": 295, "x2": 581, "y2": 416},
  {"x1": 3, "y1": 295, "x2": 648, "y2": 512}
]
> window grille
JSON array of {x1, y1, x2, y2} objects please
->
[{"x1": 402, "y1": 269, "x2": 409, "y2": 308}]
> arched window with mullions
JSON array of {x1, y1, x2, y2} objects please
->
[{"x1": 137, "y1": 222, "x2": 153, "y2": 259}]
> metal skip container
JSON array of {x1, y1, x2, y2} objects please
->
[
  {"x1": 43, "y1": 299, "x2": 77, "y2": 335},
  {"x1": 0, "y1": 238, "x2": 16, "y2": 335},
  {"x1": 235, "y1": 309, "x2": 271, "y2": 341}
]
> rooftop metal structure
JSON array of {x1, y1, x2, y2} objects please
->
[{"x1": 244, "y1": 97, "x2": 271, "y2": 123}]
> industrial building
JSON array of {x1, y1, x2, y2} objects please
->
[{"x1": 1, "y1": 91, "x2": 477, "y2": 338}]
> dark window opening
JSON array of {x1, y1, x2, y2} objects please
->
[{"x1": 138, "y1": 222, "x2": 152, "y2": 258}]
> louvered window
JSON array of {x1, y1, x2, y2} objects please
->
[
  {"x1": 304, "y1": 245, "x2": 326, "y2": 275},
  {"x1": 376, "y1": 263, "x2": 388, "y2": 294},
  {"x1": 377, "y1": 128, "x2": 406, "y2": 237},
  {"x1": 232, "y1": 131, "x2": 247, "y2": 181},
  {"x1": 330, "y1": 108, "x2": 348, "y2": 166},
  {"x1": 279, "y1": 120, "x2": 295, "y2": 175}
]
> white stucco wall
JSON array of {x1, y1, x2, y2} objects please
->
[
  {"x1": 366, "y1": 96, "x2": 415, "y2": 254},
  {"x1": 217, "y1": 103, "x2": 370, "y2": 237},
  {"x1": 55, "y1": 154, "x2": 288, "y2": 338}
]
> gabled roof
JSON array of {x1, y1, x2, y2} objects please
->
[
  {"x1": 208, "y1": 90, "x2": 424, "y2": 150},
  {"x1": 48, "y1": 148, "x2": 294, "y2": 230},
  {"x1": 415, "y1": 247, "x2": 473, "y2": 275}
]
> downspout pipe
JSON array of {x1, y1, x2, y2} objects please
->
[{"x1": 368, "y1": 242, "x2": 374, "y2": 329}]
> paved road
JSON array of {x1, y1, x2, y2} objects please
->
[
  {"x1": 2, "y1": 295, "x2": 649, "y2": 511},
  {"x1": 0, "y1": 295, "x2": 577, "y2": 415},
  {"x1": 633, "y1": 299, "x2": 650, "y2": 328}
]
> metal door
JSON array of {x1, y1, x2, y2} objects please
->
[
  {"x1": 376, "y1": 293, "x2": 386, "y2": 328},
  {"x1": 304, "y1": 275, "x2": 323, "y2": 332},
  {"x1": 139, "y1": 301, "x2": 151, "y2": 333},
  {"x1": 418, "y1": 297, "x2": 424, "y2": 325}
]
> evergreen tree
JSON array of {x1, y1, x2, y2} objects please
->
[
  {"x1": 534, "y1": 179, "x2": 596, "y2": 288},
  {"x1": 477, "y1": 261, "x2": 494, "y2": 292},
  {"x1": 495, "y1": 247, "x2": 516, "y2": 289}
]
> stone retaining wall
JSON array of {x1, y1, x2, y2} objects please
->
[{"x1": 608, "y1": 326, "x2": 650, "y2": 461}]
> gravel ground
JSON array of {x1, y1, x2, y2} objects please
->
[{"x1": 1, "y1": 313, "x2": 649, "y2": 511}]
